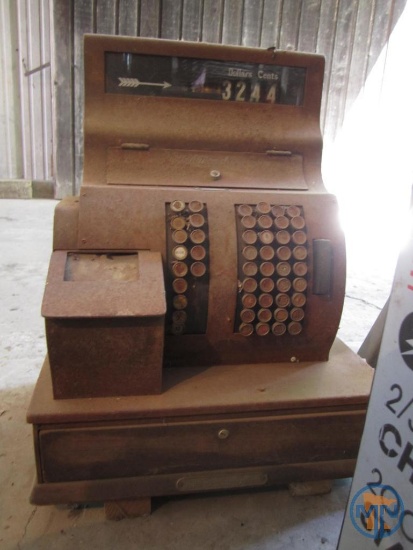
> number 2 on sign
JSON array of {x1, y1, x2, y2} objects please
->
[{"x1": 386, "y1": 384, "x2": 413, "y2": 431}]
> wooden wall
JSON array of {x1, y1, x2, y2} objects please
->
[
  {"x1": 50, "y1": 0, "x2": 409, "y2": 195},
  {"x1": 0, "y1": 0, "x2": 53, "y2": 183}
]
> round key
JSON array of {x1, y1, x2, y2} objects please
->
[
  {"x1": 239, "y1": 323, "x2": 254, "y2": 336},
  {"x1": 172, "y1": 261, "x2": 188, "y2": 277},
  {"x1": 293, "y1": 246, "x2": 308, "y2": 260},
  {"x1": 171, "y1": 200, "x2": 185, "y2": 212},
  {"x1": 259, "y1": 262, "x2": 275, "y2": 277},
  {"x1": 243, "y1": 246, "x2": 258, "y2": 261},
  {"x1": 242, "y1": 293, "x2": 257, "y2": 309},
  {"x1": 274, "y1": 216, "x2": 289, "y2": 229},
  {"x1": 258, "y1": 230, "x2": 274, "y2": 245},
  {"x1": 257, "y1": 202, "x2": 271, "y2": 214},
  {"x1": 240, "y1": 309, "x2": 255, "y2": 323},
  {"x1": 275, "y1": 293, "x2": 290, "y2": 308},
  {"x1": 190, "y1": 245, "x2": 206, "y2": 261},
  {"x1": 292, "y1": 292, "x2": 307, "y2": 307},
  {"x1": 190, "y1": 229, "x2": 206, "y2": 244},
  {"x1": 290, "y1": 307, "x2": 305, "y2": 322},
  {"x1": 271, "y1": 205, "x2": 285, "y2": 217},
  {"x1": 171, "y1": 323, "x2": 185, "y2": 335},
  {"x1": 243, "y1": 262, "x2": 258, "y2": 277},
  {"x1": 171, "y1": 216, "x2": 186, "y2": 230},
  {"x1": 173, "y1": 295, "x2": 188, "y2": 310},
  {"x1": 274, "y1": 308, "x2": 288, "y2": 322},
  {"x1": 173, "y1": 229, "x2": 188, "y2": 244},
  {"x1": 258, "y1": 293, "x2": 273, "y2": 308},
  {"x1": 292, "y1": 230, "x2": 307, "y2": 245},
  {"x1": 190, "y1": 261, "x2": 206, "y2": 277},
  {"x1": 276, "y1": 262, "x2": 291, "y2": 277},
  {"x1": 258, "y1": 308, "x2": 272, "y2": 323},
  {"x1": 259, "y1": 278, "x2": 274, "y2": 293},
  {"x1": 243, "y1": 278, "x2": 258, "y2": 293},
  {"x1": 276, "y1": 246, "x2": 292, "y2": 261},
  {"x1": 172, "y1": 310, "x2": 187, "y2": 324},
  {"x1": 173, "y1": 245, "x2": 188, "y2": 260},
  {"x1": 286, "y1": 205, "x2": 301, "y2": 218},
  {"x1": 258, "y1": 215, "x2": 273, "y2": 229},
  {"x1": 288, "y1": 321, "x2": 303, "y2": 335},
  {"x1": 293, "y1": 277, "x2": 307, "y2": 292},
  {"x1": 189, "y1": 213, "x2": 205, "y2": 228},
  {"x1": 172, "y1": 278, "x2": 188, "y2": 294},
  {"x1": 256, "y1": 322, "x2": 270, "y2": 336},
  {"x1": 241, "y1": 215, "x2": 256, "y2": 229},
  {"x1": 293, "y1": 262, "x2": 308, "y2": 276},
  {"x1": 291, "y1": 216, "x2": 305, "y2": 230},
  {"x1": 276, "y1": 278, "x2": 292, "y2": 292},
  {"x1": 275, "y1": 230, "x2": 290, "y2": 244},
  {"x1": 189, "y1": 200, "x2": 203, "y2": 212},
  {"x1": 259, "y1": 245, "x2": 275, "y2": 261},
  {"x1": 242, "y1": 230, "x2": 258, "y2": 244},
  {"x1": 272, "y1": 322, "x2": 286, "y2": 336},
  {"x1": 238, "y1": 204, "x2": 253, "y2": 217}
]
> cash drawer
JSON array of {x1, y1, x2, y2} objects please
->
[{"x1": 39, "y1": 410, "x2": 364, "y2": 483}]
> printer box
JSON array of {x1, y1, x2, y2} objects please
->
[{"x1": 42, "y1": 250, "x2": 166, "y2": 399}]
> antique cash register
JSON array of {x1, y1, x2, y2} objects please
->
[{"x1": 27, "y1": 35, "x2": 373, "y2": 513}]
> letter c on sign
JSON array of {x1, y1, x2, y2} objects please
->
[{"x1": 379, "y1": 424, "x2": 402, "y2": 458}]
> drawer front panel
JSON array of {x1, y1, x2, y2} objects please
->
[{"x1": 39, "y1": 412, "x2": 364, "y2": 482}]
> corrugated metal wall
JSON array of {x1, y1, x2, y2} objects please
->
[{"x1": 0, "y1": 0, "x2": 407, "y2": 195}]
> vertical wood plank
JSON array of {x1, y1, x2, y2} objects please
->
[
  {"x1": 39, "y1": 0, "x2": 53, "y2": 181},
  {"x1": 317, "y1": 0, "x2": 340, "y2": 134},
  {"x1": 298, "y1": 0, "x2": 322, "y2": 52},
  {"x1": 202, "y1": 0, "x2": 224, "y2": 43},
  {"x1": 119, "y1": 0, "x2": 140, "y2": 36},
  {"x1": 222, "y1": 0, "x2": 244, "y2": 45},
  {"x1": 73, "y1": 0, "x2": 94, "y2": 192},
  {"x1": 139, "y1": 0, "x2": 161, "y2": 37},
  {"x1": 344, "y1": 0, "x2": 375, "y2": 116},
  {"x1": 366, "y1": 0, "x2": 393, "y2": 75},
  {"x1": 242, "y1": 0, "x2": 264, "y2": 47},
  {"x1": 0, "y1": 0, "x2": 23, "y2": 179},
  {"x1": 161, "y1": 0, "x2": 183, "y2": 40},
  {"x1": 51, "y1": 0, "x2": 74, "y2": 197},
  {"x1": 260, "y1": 0, "x2": 282, "y2": 48},
  {"x1": 17, "y1": 0, "x2": 32, "y2": 179},
  {"x1": 27, "y1": 0, "x2": 44, "y2": 180},
  {"x1": 182, "y1": 0, "x2": 203, "y2": 41},
  {"x1": 279, "y1": 0, "x2": 303, "y2": 50},
  {"x1": 323, "y1": 0, "x2": 359, "y2": 142},
  {"x1": 96, "y1": 0, "x2": 117, "y2": 34}
]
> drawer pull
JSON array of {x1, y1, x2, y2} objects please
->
[{"x1": 217, "y1": 428, "x2": 230, "y2": 440}]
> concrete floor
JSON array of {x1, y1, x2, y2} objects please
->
[{"x1": 0, "y1": 199, "x2": 394, "y2": 550}]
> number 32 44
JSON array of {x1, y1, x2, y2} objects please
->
[{"x1": 221, "y1": 80, "x2": 277, "y2": 103}]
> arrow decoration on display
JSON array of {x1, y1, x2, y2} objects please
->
[{"x1": 118, "y1": 77, "x2": 172, "y2": 89}]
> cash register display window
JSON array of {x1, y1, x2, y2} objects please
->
[{"x1": 105, "y1": 52, "x2": 306, "y2": 106}]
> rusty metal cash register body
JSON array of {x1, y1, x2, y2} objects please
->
[{"x1": 28, "y1": 35, "x2": 373, "y2": 510}]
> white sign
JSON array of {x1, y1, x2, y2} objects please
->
[{"x1": 338, "y1": 214, "x2": 413, "y2": 548}]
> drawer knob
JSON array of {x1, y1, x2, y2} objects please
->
[{"x1": 218, "y1": 428, "x2": 230, "y2": 440}]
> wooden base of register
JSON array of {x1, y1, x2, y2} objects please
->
[{"x1": 27, "y1": 339, "x2": 373, "y2": 512}]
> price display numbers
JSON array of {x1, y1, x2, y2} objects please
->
[{"x1": 106, "y1": 53, "x2": 306, "y2": 106}]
